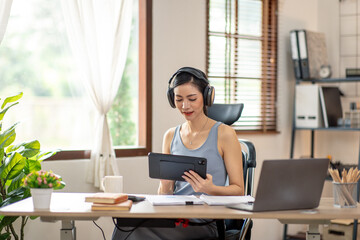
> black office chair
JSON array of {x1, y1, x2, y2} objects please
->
[
  {"x1": 207, "y1": 103, "x2": 256, "y2": 240},
  {"x1": 207, "y1": 104, "x2": 244, "y2": 126}
]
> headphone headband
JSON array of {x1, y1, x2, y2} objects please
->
[
  {"x1": 168, "y1": 67, "x2": 209, "y2": 87},
  {"x1": 167, "y1": 67, "x2": 215, "y2": 108}
]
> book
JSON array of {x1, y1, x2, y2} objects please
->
[
  {"x1": 199, "y1": 194, "x2": 255, "y2": 206},
  {"x1": 146, "y1": 195, "x2": 204, "y2": 206},
  {"x1": 319, "y1": 86, "x2": 343, "y2": 127},
  {"x1": 85, "y1": 193, "x2": 128, "y2": 204},
  {"x1": 91, "y1": 200, "x2": 133, "y2": 211},
  {"x1": 297, "y1": 30, "x2": 328, "y2": 79},
  {"x1": 318, "y1": 86, "x2": 328, "y2": 127}
]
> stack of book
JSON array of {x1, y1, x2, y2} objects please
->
[{"x1": 85, "y1": 193, "x2": 132, "y2": 211}]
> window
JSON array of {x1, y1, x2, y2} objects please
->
[
  {"x1": 0, "y1": 0, "x2": 152, "y2": 159},
  {"x1": 206, "y1": 0, "x2": 277, "y2": 132}
]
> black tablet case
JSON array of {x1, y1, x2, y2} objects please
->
[{"x1": 148, "y1": 152, "x2": 207, "y2": 181}]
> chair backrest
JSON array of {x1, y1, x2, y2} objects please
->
[
  {"x1": 207, "y1": 103, "x2": 244, "y2": 125},
  {"x1": 239, "y1": 139, "x2": 256, "y2": 196}
]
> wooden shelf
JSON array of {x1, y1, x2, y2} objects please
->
[
  {"x1": 295, "y1": 127, "x2": 360, "y2": 131},
  {"x1": 296, "y1": 77, "x2": 360, "y2": 83}
]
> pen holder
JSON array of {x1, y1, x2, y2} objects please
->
[{"x1": 333, "y1": 182, "x2": 358, "y2": 208}]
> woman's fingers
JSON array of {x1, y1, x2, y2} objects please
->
[
  {"x1": 183, "y1": 171, "x2": 214, "y2": 193},
  {"x1": 183, "y1": 171, "x2": 200, "y2": 190}
]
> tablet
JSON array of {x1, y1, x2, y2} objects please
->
[{"x1": 148, "y1": 152, "x2": 207, "y2": 181}]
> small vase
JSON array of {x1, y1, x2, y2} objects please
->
[{"x1": 31, "y1": 188, "x2": 53, "y2": 210}]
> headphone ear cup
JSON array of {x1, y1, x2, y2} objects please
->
[
  {"x1": 203, "y1": 85, "x2": 215, "y2": 106},
  {"x1": 167, "y1": 88, "x2": 176, "y2": 108},
  {"x1": 208, "y1": 86, "x2": 215, "y2": 106}
]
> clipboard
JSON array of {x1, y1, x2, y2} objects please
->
[{"x1": 148, "y1": 152, "x2": 207, "y2": 181}]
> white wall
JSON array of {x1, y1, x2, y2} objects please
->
[{"x1": 20, "y1": 0, "x2": 359, "y2": 239}]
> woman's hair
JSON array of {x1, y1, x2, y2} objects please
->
[{"x1": 170, "y1": 72, "x2": 209, "y2": 114}]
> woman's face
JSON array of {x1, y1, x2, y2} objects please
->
[{"x1": 173, "y1": 82, "x2": 204, "y2": 121}]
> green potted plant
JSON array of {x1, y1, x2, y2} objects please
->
[
  {"x1": 23, "y1": 170, "x2": 65, "y2": 209},
  {"x1": 0, "y1": 92, "x2": 59, "y2": 240}
]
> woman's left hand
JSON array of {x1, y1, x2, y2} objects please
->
[{"x1": 182, "y1": 170, "x2": 214, "y2": 194}]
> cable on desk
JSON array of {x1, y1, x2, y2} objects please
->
[
  {"x1": 112, "y1": 217, "x2": 150, "y2": 240},
  {"x1": 92, "y1": 220, "x2": 106, "y2": 240},
  {"x1": 112, "y1": 217, "x2": 217, "y2": 240}
]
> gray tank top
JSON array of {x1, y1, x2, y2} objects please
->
[{"x1": 171, "y1": 122, "x2": 227, "y2": 195}]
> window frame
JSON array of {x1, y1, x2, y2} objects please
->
[
  {"x1": 49, "y1": 0, "x2": 152, "y2": 160},
  {"x1": 206, "y1": 0, "x2": 278, "y2": 133}
]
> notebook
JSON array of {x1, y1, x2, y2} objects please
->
[{"x1": 227, "y1": 158, "x2": 329, "y2": 212}]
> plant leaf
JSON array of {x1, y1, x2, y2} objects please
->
[
  {"x1": 7, "y1": 172, "x2": 26, "y2": 193},
  {"x1": 28, "y1": 149, "x2": 59, "y2": 161},
  {"x1": 54, "y1": 180, "x2": 66, "y2": 190},
  {"x1": 1, "y1": 92, "x2": 23, "y2": 109},
  {"x1": 0, "y1": 148, "x2": 3, "y2": 164},
  {"x1": 11, "y1": 140, "x2": 40, "y2": 158},
  {"x1": 0, "y1": 232, "x2": 10, "y2": 240},
  {"x1": 0, "y1": 102, "x2": 19, "y2": 121},
  {"x1": 0, "y1": 216, "x2": 18, "y2": 231},
  {"x1": 1, "y1": 152, "x2": 26, "y2": 181},
  {"x1": 0, "y1": 123, "x2": 18, "y2": 149},
  {"x1": 1, "y1": 187, "x2": 29, "y2": 207},
  {"x1": 24, "y1": 159, "x2": 41, "y2": 175}
]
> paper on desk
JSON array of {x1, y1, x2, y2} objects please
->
[
  {"x1": 146, "y1": 195, "x2": 204, "y2": 206},
  {"x1": 199, "y1": 194, "x2": 255, "y2": 206}
]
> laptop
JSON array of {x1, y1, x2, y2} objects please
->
[{"x1": 227, "y1": 158, "x2": 329, "y2": 212}]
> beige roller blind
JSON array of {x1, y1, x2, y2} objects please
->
[{"x1": 206, "y1": 0, "x2": 278, "y2": 132}]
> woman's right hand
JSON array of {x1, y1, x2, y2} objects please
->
[{"x1": 158, "y1": 179, "x2": 174, "y2": 194}]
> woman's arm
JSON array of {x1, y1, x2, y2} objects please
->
[
  {"x1": 218, "y1": 124, "x2": 244, "y2": 195},
  {"x1": 183, "y1": 124, "x2": 244, "y2": 196},
  {"x1": 157, "y1": 128, "x2": 176, "y2": 194}
]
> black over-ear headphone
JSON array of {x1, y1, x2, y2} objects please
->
[{"x1": 167, "y1": 67, "x2": 215, "y2": 108}]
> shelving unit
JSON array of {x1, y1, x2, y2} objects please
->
[{"x1": 284, "y1": 77, "x2": 360, "y2": 240}]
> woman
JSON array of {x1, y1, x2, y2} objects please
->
[{"x1": 113, "y1": 67, "x2": 244, "y2": 240}]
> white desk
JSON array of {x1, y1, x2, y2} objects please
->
[{"x1": 0, "y1": 193, "x2": 359, "y2": 240}]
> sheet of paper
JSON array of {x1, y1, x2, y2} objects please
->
[
  {"x1": 146, "y1": 195, "x2": 204, "y2": 206},
  {"x1": 199, "y1": 194, "x2": 255, "y2": 206}
]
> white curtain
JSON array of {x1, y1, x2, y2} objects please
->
[
  {"x1": 61, "y1": 0, "x2": 133, "y2": 188},
  {"x1": 0, "y1": 0, "x2": 13, "y2": 44}
]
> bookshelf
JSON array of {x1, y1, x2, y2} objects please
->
[
  {"x1": 291, "y1": 77, "x2": 360, "y2": 160},
  {"x1": 284, "y1": 77, "x2": 360, "y2": 240},
  {"x1": 296, "y1": 77, "x2": 360, "y2": 83}
]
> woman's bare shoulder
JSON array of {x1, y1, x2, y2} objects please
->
[
  {"x1": 162, "y1": 126, "x2": 177, "y2": 153},
  {"x1": 164, "y1": 126, "x2": 177, "y2": 139},
  {"x1": 218, "y1": 123, "x2": 237, "y2": 139}
]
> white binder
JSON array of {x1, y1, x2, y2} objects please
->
[
  {"x1": 295, "y1": 84, "x2": 323, "y2": 128},
  {"x1": 290, "y1": 30, "x2": 301, "y2": 79}
]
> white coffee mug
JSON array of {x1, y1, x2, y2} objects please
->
[{"x1": 101, "y1": 176, "x2": 123, "y2": 193}]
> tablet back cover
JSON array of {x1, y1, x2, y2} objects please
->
[{"x1": 148, "y1": 152, "x2": 207, "y2": 181}]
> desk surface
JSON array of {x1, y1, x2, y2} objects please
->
[{"x1": 0, "y1": 193, "x2": 359, "y2": 221}]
